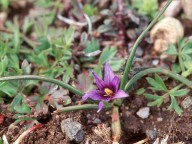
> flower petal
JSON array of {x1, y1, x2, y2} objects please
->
[
  {"x1": 112, "y1": 90, "x2": 128, "y2": 100},
  {"x1": 82, "y1": 90, "x2": 103, "y2": 101},
  {"x1": 111, "y1": 76, "x2": 120, "y2": 92},
  {"x1": 104, "y1": 63, "x2": 115, "y2": 84},
  {"x1": 97, "y1": 101, "x2": 104, "y2": 112},
  {"x1": 92, "y1": 72, "x2": 105, "y2": 90}
]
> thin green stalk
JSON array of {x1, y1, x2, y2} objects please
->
[
  {"x1": 125, "y1": 68, "x2": 192, "y2": 91},
  {"x1": 55, "y1": 104, "x2": 98, "y2": 113},
  {"x1": 120, "y1": 0, "x2": 173, "y2": 90},
  {"x1": 0, "y1": 75, "x2": 84, "y2": 96}
]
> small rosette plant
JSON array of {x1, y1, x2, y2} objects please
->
[{"x1": 82, "y1": 63, "x2": 129, "y2": 112}]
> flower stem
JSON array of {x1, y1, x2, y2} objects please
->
[
  {"x1": 125, "y1": 68, "x2": 192, "y2": 91},
  {"x1": 111, "y1": 106, "x2": 121, "y2": 143},
  {"x1": 55, "y1": 104, "x2": 98, "y2": 113},
  {"x1": 0, "y1": 75, "x2": 84, "y2": 96},
  {"x1": 120, "y1": 0, "x2": 173, "y2": 90}
]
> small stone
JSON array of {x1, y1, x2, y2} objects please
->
[
  {"x1": 93, "y1": 118, "x2": 101, "y2": 124},
  {"x1": 146, "y1": 129, "x2": 157, "y2": 140},
  {"x1": 157, "y1": 117, "x2": 163, "y2": 122},
  {"x1": 181, "y1": 96, "x2": 192, "y2": 109},
  {"x1": 162, "y1": 0, "x2": 182, "y2": 17},
  {"x1": 150, "y1": 17, "x2": 184, "y2": 53},
  {"x1": 126, "y1": 29, "x2": 137, "y2": 39},
  {"x1": 136, "y1": 107, "x2": 150, "y2": 119},
  {"x1": 135, "y1": 47, "x2": 144, "y2": 57},
  {"x1": 61, "y1": 118, "x2": 84, "y2": 143},
  {"x1": 152, "y1": 59, "x2": 159, "y2": 66}
]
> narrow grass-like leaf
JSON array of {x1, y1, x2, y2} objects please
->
[
  {"x1": 155, "y1": 74, "x2": 167, "y2": 90},
  {"x1": 147, "y1": 98, "x2": 163, "y2": 107},
  {"x1": 146, "y1": 77, "x2": 167, "y2": 91},
  {"x1": 99, "y1": 47, "x2": 116, "y2": 64},
  {"x1": 144, "y1": 93, "x2": 161, "y2": 100},
  {"x1": 168, "y1": 96, "x2": 183, "y2": 115},
  {"x1": 166, "y1": 44, "x2": 178, "y2": 55},
  {"x1": 136, "y1": 88, "x2": 145, "y2": 95},
  {"x1": 170, "y1": 89, "x2": 190, "y2": 97}
]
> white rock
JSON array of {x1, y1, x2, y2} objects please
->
[
  {"x1": 162, "y1": 0, "x2": 181, "y2": 17},
  {"x1": 150, "y1": 17, "x2": 184, "y2": 53},
  {"x1": 181, "y1": 96, "x2": 192, "y2": 109},
  {"x1": 136, "y1": 107, "x2": 150, "y2": 119}
]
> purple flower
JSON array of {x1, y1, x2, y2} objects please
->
[{"x1": 82, "y1": 63, "x2": 128, "y2": 112}]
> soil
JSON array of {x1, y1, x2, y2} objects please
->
[{"x1": 1, "y1": 86, "x2": 192, "y2": 144}]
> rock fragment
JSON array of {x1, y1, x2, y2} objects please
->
[
  {"x1": 150, "y1": 17, "x2": 184, "y2": 53},
  {"x1": 61, "y1": 118, "x2": 84, "y2": 143},
  {"x1": 181, "y1": 96, "x2": 192, "y2": 109},
  {"x1": 136, "y1": 107, "x2": 150, "y2": 119},
  {"x1": 162, "y1": 0, "x2": 181, "y2": 17}
]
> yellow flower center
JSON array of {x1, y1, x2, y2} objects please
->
[{"x1": 104, "y1": 88, "x2": 113, "y2": 96}]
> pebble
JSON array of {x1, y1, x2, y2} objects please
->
[
  {"x1": 61, "y1": 118, "x2": 84, "y2": 143},
  {"x1": 135, "y1": 47, "x2": 144, "y2": 57},
  {"x1": 146, "y1": 129, "x2": 157, "y2": 140},
  {"x1": 162, "y1": 0, "x2": 181, "y2": 17},
  {"x1": 152, "y1": 59, "x2": 159, "y2": 66},
  {"x1": 181, "y1": 96, "x2": 192, "y2": 109},
  {"x1": 136, "y1": 107, "x2": 150, "y2": 119},
  {"x1": 93, "y1": 118, "x2": 101, "y2": 124},
  {"x1": 150, "y1": 17, "x2": 184, "y2": 53},
  {"x1": 157, "y1": 117, "x2": 163, "y2": 122}
]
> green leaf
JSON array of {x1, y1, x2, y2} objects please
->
[
  {"x1": 0, "y1": 82, "x2": 18, "y2": 97},
  {"x1": 10, "y1": 94, "x2": 22, "y2": 112},
  {"x1": 0, "y1": 56, "x2": 8, "y2": 76},
  {"x1": 0, "y1": 0, "x2": 9, "y2": 9},
  {"x1": 165, "y1": 43, "x2": 178, "y2": 55},
  {"x1": 99, "y1": 47, "x2": 116, "y2": 64},
  {"x1": 84, "y1": 38, "x2": 100, "y2": 54},
  {"x1": 144, "y1": 93, "x2": 161, "y2": 100},
  {"x1": 146, "y1": 76, "x2": 167, "y2": 91},
  {"x1": 8, "y1": 54, "x2": 20, "y2": 69},
  {"x1": 62, "y1": 66, "x2": 73, "y2": 83},
  {"x1": 132, "y1": 0, "x2": 158, "y2": 19},
  {"x1": 35, "y1": 37, "x2": 50, "y2": 54},
  {"x1": 94, "y1": 64, "x2": 102, "y2": 78},
  {"x1": 0, "y1": 42, "x2": 8, "y2": 58},
  {"x1": 170, "y1": 89, "x2": 190, "y2": 97},
  {"x1": 83, "y1": 4, "x2": 97, "y2": 16},
  {"x1": 64, "y1": 27, "x2": 74, "y2": 47},
  {"x1": 22, "y1": 17, "x2": 34, "y2": 34},
  {"x1": 110, "y1": 59, "x2": 124, "y2": 71},
  {"x1": 0, "y1": 137, "x2": 3, "y2": 144},
  {"x1": 14, "y1": 103, "x2": 31, "y2": 114},
  {"x1": 168, "y1": 96, "x2": 183, "y2": 115},
  {"x1": 147, "y1": 98, "x2": 163, "y2": 107},
  {"x1": 36, "y1": 53, "x2": 49, "y2": 67},
  {"x1": 136, "y1": 88, "x2": 145, "y2": 95},
  {"x1": 154, "y1": 74, "x2": 167, "y2": 90},
  {"x1": 171, "y1": 64, "x2": 181, "y2": 73},
  {"x1": 183, "y1": 46, "x2": 192, "y2": 54}
]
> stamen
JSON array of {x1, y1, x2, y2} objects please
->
[{"x1": 104, "y1": 88, "x2": 113, "y2": 96}]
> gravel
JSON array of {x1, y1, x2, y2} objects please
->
[{"x1": 61, "y1": 118, "x2": 84, "y2": 143}]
